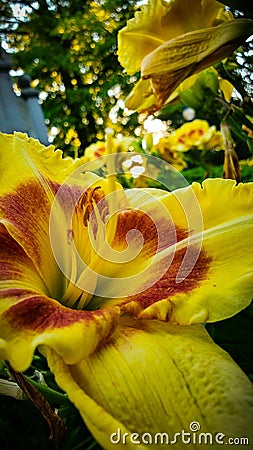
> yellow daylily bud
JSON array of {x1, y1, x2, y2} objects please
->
[
  {"x1": 142, "y1": 19, "x2": 253, "y2": 109},
  {"x1": 118, "y1": 0, "x2": 228, "y2": 76},
  {"x1": 221, "y1": 122, "x2": 241, "y2": 183},
  {"x1": 124, "y1": 78, "x2": 158, "y2": 112},
  {"x1": 118, "y1": 0, "x2": 253, "y2": 111}
]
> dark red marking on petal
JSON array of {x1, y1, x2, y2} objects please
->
[
  {"x1": 0, "y1": 224, "x2": 44, "y2": 298},
  {"x1": 118, "y1": 316, "x2": 151, "y2": 334},
  {"x1": 0, "y1": 179, "x2": 85, "y2": 251},
  {"x1": 0, "y1": 288, "x2": 35, "y2": 300},
  {"x1": 122, "y1": 246, "x2": 211, "y2": 311},
  {"x1": 0, "y1": 180, "x2": 52, "y2": 223},
  {"x1": 0, "y1": 181, "x2": 53, "y2": 267},
  {"x1": 112, "y1": 209, "x2": 188, "y2": 256},
  {"x1": 0, "y1": 179, "x2": 87, "y2": 290},
  {"x1": 49, "y1": 180, "x2": 86, "y2": 218},
  {"x1": 112, "y1": 209, "x2": 158, "y2": 253},
  {"x1": 94, "y1": 149, "x2": 104, "y2": 158},
  {"x1": 3, "y1": 295, "x2": 111, "y2": 332},
  {"x1": 0, "y1": 225, "x2": 35, "y2": 276}
]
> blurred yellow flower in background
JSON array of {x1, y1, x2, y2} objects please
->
[
  {"x1": 84, "y1": 137, "x2": 139, "y2": 160},
  {"x1": 167, "y1": 119, "x2": 223, "y2": 152},
  {"x1": 84, "y1": 141, "x2": 107, "y2": 160},
  {"x1": 152, "y1": 137, "x2": 187, "y2": 170}
]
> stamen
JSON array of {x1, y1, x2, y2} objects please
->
[
  {"x1": 77, "y1": 186, "x2": 102, "y2": 227},
  {"x1": 62, "y1": 132, "x2": 121, "y2": 310},
  {"x1": 61, "y1": 236, "x2": 82, "y2": 307},
  {"x1": 61, "y1": 188, "x2": 105, "y2": 309},
  {"x1": 104, "y1": 129, "x2": 119, "y2": 247}
]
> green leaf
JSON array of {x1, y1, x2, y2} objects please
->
[
  {"x1": 179, "y1": 88, "x2": 203, "y2": 109},
  {"x1": 206, "y1": 303, "x2": 253, "y2": 380},
  {"x1": 246, "y1": 137, "x2": 253, "y2": 155}
]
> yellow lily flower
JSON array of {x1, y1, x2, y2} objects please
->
[
  {"x1": 84, "y1": 137, "x2": 137, "y2": 160},
  {"x1": 118, "y1": 0, "x2": 253, "y2": 111},
  {"x1": 152, "y1": 137, "x2": 187, "y2": 170},
  {"x1": 85, "y1": 141, "x2": 107, "y2": 160},
  {"x1": 1, "y1": 132, "x2": 253, "y2": 448},
  {"x1": 166, "y1": 119, "x2": 223, "y2": 152}
]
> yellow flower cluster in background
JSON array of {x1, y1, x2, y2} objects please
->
[
  {"x1": 82, "y1": 120, "x2": 223, "y2": 174},
  {"x1": 84, "y1": 136, "x2": 138, "y2": 160},
  {"x1": 166, "y1": 119, "x2": 224, "y2": 152}
]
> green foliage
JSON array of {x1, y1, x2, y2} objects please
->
[
  {"x1": 1, "y1": 0, "x2": 137, "y2": 156},
  {"x1": 206, "y1": 303, "x2": 253, "y2": 382},
  {"x1": 179, "y1": 70, "x2": 219, "y2": 111},
  {"x1": 156, "y1": 34, "x2": 253, "y2": 161},
  {"x1": 182, "y1": 161, "x2": 253, "y2": 183},
  {"x1": 0, "y1": 352, "x2": 101, "y2": 450}
]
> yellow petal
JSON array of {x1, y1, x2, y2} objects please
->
[
  {"x1": 124, "y1": 78, "x2": 158, "y2": 113},
  {"x1": 0, "y1": 132, "x2": 81, "y2": 193},
  {"x1": 0, "y1": 283, "x2": 120, "y2": 371},
  {"x1": 168, "y1": 119, "x2": 217, "y2": 151},
  {"x1": 140, "y1": 179, "x2": 253, "y2": 323},
  {"x1": 118, "y1": 0, "x2": 227, "y2": 75},
  {"x1": 45, "y1": 318, "x2": 253, "y2": 449},
  {"x1": 92, "y1": 179, "x2": 253, "y2": 324},
  {"x1": 84, "y1": 141, "x2": 106, "y2": 160},
  {"x1": 219, "y1": 78, "x2": 234, "y2": 102},
  {"x1": 168, "y1": 73, "x2": 199, "y2": 99},
  {"x1": 154, "y1": 138, "x2": 187, "y2": 170},
  {"x1": 0, "y1": 132, "x2": 115, "y2": 307},
  {"x1": 0, "y1": 212, "x2": 120, "y2": 371},
  {"x1": 0, "y1": 133, "x2": 123, "y2": 372},
  {"x1": 142, "y1": 19, "x2": 253, "y2": 109},
  {"x1": 0, "y1": 222, "x2": 48, "y2": 302},
  {"x1": 118, "y1": 0, "x2": 239, "y2": 111},
  {"x1": 0, "y1": 132, "x2": 82, "y2": 297},
  {"x1": 118, "y1": 0, "x2": 172, "y2": 75}
]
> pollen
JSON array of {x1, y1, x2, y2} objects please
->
[{"x1": 77, "y1": 186, "x2": 103, "y2": 227}]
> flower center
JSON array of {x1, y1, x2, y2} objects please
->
[{"x1": 61, "y1": 132, "x2": 121, "y2": 310}]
